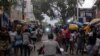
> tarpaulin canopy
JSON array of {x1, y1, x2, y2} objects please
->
[{"x1": 89, "y1": 18, "x2": 100, "y2": 25}]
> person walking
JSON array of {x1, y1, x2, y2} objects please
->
[
  {"x1": 39, "y1": 34, "x2": 61, "y2": 56},
  {"x1": 30, "y1": 28, "x2": 37, "y2": 51},
  {"x1": 0, "y1": 27, "x2": 10, "y2": 56},
  {"x1": 9, "y1": 28, "x2": 17, "y2": 56},
  {"x1": 56, "y1": 31, "x2": 63, "y2": 47},
  {"x1": 31, "y1": 28, "x2": 37, "y2": 43},
  {"x1": 14, "y1": 30, "x2": 23, "y2": 56},
  {"x1": 62, "y1": 28, "x2": 71, "y2": 52},
  {"x1": 76, "y1": 29, "x2": 85, "y2": 55},
  {"x1": 69, "y1": 31, "x2": 76, "y2": 55},
  {"x1": 36, "y1": 27, "x2": 43, "y2": 41},
  {"x1": 22, "y1": 29, "x2": 31, "y2": 56},
  {"x1": 87, "y1": 26, "x2": 96, "y2": 56},
  {"x1": 93, "y1": 28, "x2": 100, "y2": 56}
]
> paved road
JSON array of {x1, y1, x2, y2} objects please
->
[{"x1": 30, "y1": 34, "x2": 87, "y2": 56}]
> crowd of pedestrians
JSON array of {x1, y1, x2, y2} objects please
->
[
  {"x1": 0, "y1": 24, "x2": 43, "y2": 56},
  {"x1": 54, "y1": 25, "x2": 100, "y2": 56},
  {"x1": 0, "y1": 23, "x2": 100, "y2": 56}
]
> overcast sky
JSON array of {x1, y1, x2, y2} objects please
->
[{"x1": 79, "y1": 0, "x2": 97, "y2": 8}]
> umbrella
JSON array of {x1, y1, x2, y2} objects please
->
[
  {"x1": 89, "y1": 18, "x2": 100, "y2": 25},
  {"x1": 84, "y1": 25, "x2": 91, "y2": 33},
  {"x1": 69, "y1": 24, "x2": 78, "y2": 30},
  {"x1": 96, "y1": 22, "x2": 100, "y2": 26},
  {"x1": 75, "y1": 22, "x2": 83, "y2": 27}
]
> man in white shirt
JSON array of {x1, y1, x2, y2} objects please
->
[{"x1": 41, "y1": 34, "x2": 60, "y2": 56}]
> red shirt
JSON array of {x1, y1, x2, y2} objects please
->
[{"x1": 62, "y1": 29, "x2": 71, "y2": 39}]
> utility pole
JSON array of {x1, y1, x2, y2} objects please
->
[
  {"x1": 77, "y1": 0, "x2": 79, "y2": 22},
  {"x1": 22, "y1": 0, "x2": 24, "y2": 20}
]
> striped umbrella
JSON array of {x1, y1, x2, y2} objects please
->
[{"x1": 89, "y1": 18, "x2": 100, "y2": 25}]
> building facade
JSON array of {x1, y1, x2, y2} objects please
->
[{"x1": 95, "y1": 0, "x2": 100, "y2": 18}]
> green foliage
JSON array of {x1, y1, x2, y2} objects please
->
[
  {"x1": 32, "y1": 0, "x2": 79, "y2": 21},
  {"x1": 0, "y1": 0, "x2": 16, "y2": 15}
]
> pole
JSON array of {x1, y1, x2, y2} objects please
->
[
  {"x1": 22, "y1": 0, "x2": 24, "y2": 20},
  {"x1": 77, "y1": 0, "x2": 79, "y2": 22}
]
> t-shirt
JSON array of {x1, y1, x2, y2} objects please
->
[
  {"x1": 31, "y1": 31, "x2": 37, "y2": 38},
  {"x1": 9, "y1": 31, "x2": 17, "y2": 42},
  {"x1": 22, "y1": 32, "x2": 30, "y2": 45},
  {"x1": 43, "y1": 40, "x2": 59, "y2": 55},
  {"x1": 70, "y1": 33, "x2": 75, "y2": 41},
  {"x1": 62, "y1": 30, "x2": 70, "y2": 39}
]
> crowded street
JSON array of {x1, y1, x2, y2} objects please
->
[
  {"x1": 30, "y1": 34, "x2": 87, "y2": 56},
  {"x1": 0, "y1": 0, "x2": 100, "y2": 56}
]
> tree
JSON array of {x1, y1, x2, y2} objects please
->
[
  {"x1": 0, "y1": 0, "x2": 17, "y2": 16},
  {"x1": 32, "y1": 0, "x2": 81, "y2": 21}
]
